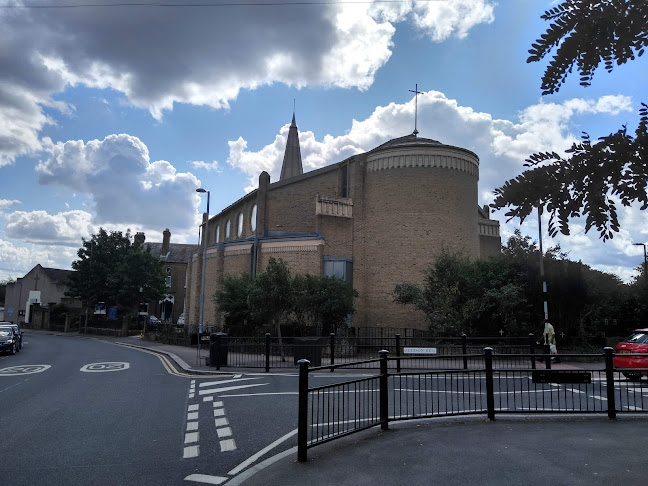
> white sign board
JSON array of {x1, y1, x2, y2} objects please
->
[{"x1": 403, "y1": 347, "x2": 437, "y2": 355}]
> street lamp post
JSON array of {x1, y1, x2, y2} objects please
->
[
  {"x1": 196, "y1": 188, "x2": 210, "y2": 365},
  {"x1": 634, "y1": 243, "x2": 647, "y2": 284},
  {"x1": 538, "y1": 204, "x2": 551, "y2": 368}
]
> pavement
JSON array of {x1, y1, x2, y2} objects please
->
[{"x1": 27, "y1": 330, "x2": 648, "y2": 485}]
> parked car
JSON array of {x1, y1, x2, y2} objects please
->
[
  {"x1": 148, "y1": 315, "x2": 160, "y2": 331},
  {"x1": 0, "y1": 327, "x2": 19, "y2": 355},
  {"x1": 0, "y1": 322, "x2": 22, "y2": 351},
  {"x1": 613, "y1": 329, "x2": 648, "y2": 380}
]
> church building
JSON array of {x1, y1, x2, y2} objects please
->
[{"x1": 185, "y1": 114, "x2": 501, "y2": 331}]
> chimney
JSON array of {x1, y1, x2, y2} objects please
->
[
  {"x1": 134, "y1": 232, "x2": 145, "y2": 245},
  {"x1": 162, "y1": 229, "x2": 171, "y2": 255}
]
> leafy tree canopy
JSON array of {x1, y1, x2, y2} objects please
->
[
  {"x1": 492, "y1": 0, "x2": 648, "y2": 241},
  {"x1": 66, "y1": 228, "x2": 166, "y2": 310}
]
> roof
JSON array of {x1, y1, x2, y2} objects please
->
[
  {"x1": 279, "y1": 113, "x2": 303, "y2": 180},
  {"x1": 41, "y1": 267, "x2": 73, "y2": 284},
  {"x1": 145, "y1": 242, "x2": 198, "y2": 263},
  {"x1": 368, "y1": 133, "x2": 479, "y2": 160}
]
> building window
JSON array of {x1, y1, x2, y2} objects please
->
[
  {"x1": 215, "y1": 225, "x2": 220, "y2": 243},
  {"x1": 165, "y1": 267, "x2": 172, "y2": 287},
  {"x1": 225, "y1": 219, "x2": 231, "y2": 240},
  {"x1": 323, "y1": 258, "x2": 353, "y2": 285},
  {"x1": 251, "y1": 204, "x2": 257, "y2": 232},
  {"x1": 237, "y1": 212, "x2": 244, "y2": 237},
  {"x1": 340, "y1": 163, "x2": 349, "y2": 197}
]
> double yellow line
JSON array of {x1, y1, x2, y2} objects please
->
[{"x1": 115, "y1": 343, "x2": 232, "y2": 378}]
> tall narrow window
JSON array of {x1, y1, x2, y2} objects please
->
[
  {"x1": 250, "y1": 204, "x2": 257, "y2": 232},
  {"x1": 237, "y1": 212, "x2": 244, "y2": 237},
  {"x1": 340, "y1": 163, "x2": 349, "y2": 197},
  {"x1": 215, "y1": 225, "x2": 220, "y2": 243},
  {"x1": 225, "y1": 219, "x2": 231, "y2": 240}
]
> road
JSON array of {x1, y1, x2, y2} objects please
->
[
  {"x1": 0, "y1": 332, "x2": 348, "y2": 486},
  {"x1": 3, "y1": 333, "x2": 645, "y2": 485}
]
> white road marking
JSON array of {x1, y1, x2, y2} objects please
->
[
  {"x1": 199, "y1": 377, "x2": 260, "y2": 388},
  {"x1": 187, "y1": 412, "x2": 199, "y2": 420},
  {"x1": 80, "y1": 362, "x2": 129, "y2": 372},
  {"x1": 189, "y1": 394, "x2": 195, "y2": 399},
  {"x1": 215, "y1": 418, "x2": 229, "y2": 427},
  {"x1": 183, "y1": 445, "x2": 199, "y2": 458},
  {"x1": 188, "y1": 404, "x2": 199, "y2": 412},
  {"x1": 184, "y1": 474, "x2": 228, "y2": 485},
  {"x1": 213, "y1": 401, "x2": 224, "y2": 407},
  {"x1": 226, "y1": 447, "x2": 297, "y2": 485},
  {"x1": 219, "y1": 439, "x2": 237, "y2": 452},
  {"x1": 185, "y1": 432, "x2": 199, "y2": 444},
  {"x1": 203, "y1": 396, "x2": 214, "y2": 402},
  {"x1": 187, "y1": 422, "x2": 198, "y2": 431},
  {"x1": 0, "y1": 365, "x2": 51, "y2": 376},
  {"x1": 591, "y1": 395, "x2": 608, "y2": 401},
  {"x1": 228, "y1": 429, "x2": 298, "y2": 476},
  {"x1": 216, "y1": 427, "x2": 232, "y2": 438},
  {"x1": 625, "y1": 405, "x2": 643, "y2": 410},
  {"x1": 214, "y1": 409, "x2": 225, "y2": 417},
  {"x1": 219, "y1": 392, "x2": 298, "y2": 398},
  {"x1": 198, "y1": 383, "x2": 268, "y2": 396}
]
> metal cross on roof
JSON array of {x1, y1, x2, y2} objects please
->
[{"x1": 409, "y1": 83, "x2": 425, "y2": 136}]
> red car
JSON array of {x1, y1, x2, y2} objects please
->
[{"x1": 614, "y1": 328, "x2": 648, "y2": 380}]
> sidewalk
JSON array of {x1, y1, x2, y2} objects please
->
[{"x1": 234, "y1": 415, "x2": 646, "y2": 486}]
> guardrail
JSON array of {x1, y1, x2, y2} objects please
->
[{"x1": 297, "y1": 347, "x2": 648, "y2": 462}]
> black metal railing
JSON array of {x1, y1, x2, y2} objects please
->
[{"x1": 297, "y1": 347, "x2": 648, "y2": 461}]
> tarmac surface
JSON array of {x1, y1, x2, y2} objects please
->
[{"x1": 33, "y1": 331, "x2": 648, "y2": 485}]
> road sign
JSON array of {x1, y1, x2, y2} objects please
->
[
  {"x1": 403, "y1": 347, "x2": 437, "y2": 355},
  {"x1": 80, "y1": 362, "x2": 130, "y2": 372}
]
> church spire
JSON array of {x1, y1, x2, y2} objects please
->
[{"x1": 280, "y1": 111, "x2": 303, "y2": 181}]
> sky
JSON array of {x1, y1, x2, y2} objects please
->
[{"x1": 0, "y1": 0, "x2": 646, "y2": 284}]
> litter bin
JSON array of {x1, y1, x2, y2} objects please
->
[
  {"x1": 209, "y1": 332, "x2": 228, "y2": 367},
  {"x1": 293, "y1": 337, "x2": 323, "y2": 367}
]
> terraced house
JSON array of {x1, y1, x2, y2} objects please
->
[{"x1": 185, "y1": 115, "x2": 501, "y2": 330}]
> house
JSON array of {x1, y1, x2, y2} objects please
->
[
  {"x1": 138, "y1": 229, "x2": 198, "y2": 324},
  {"x1": 185, "y1": 115, "x2": 502, "y2": 330},
  {"x1": 3, "y1": 265, "x2": 77, "y2": 326}
]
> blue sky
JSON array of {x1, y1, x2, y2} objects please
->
[{"x1": 1, "y1": 0, "x2": 646, "y2": 283}]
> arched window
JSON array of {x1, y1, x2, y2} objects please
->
[
  {"x1": 251, "y1": 204, "x2": 257, "y2": 232},
  {"x1": 215, "y1": 225, "x2": 220, "y2": 243},
  {"x1": 237, "y1": 213, "x2": 244, "y2": 237},
  {"x1": 225, "y1": 219, "x2": 231, "y2": 240}
]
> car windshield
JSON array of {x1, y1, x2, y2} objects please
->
[
  {"x1": 0, "y1": 330, "x2": 11, "y2": 337},
  {"x1": 624, "y1": 333, "x2": 648, "y2": 344}
]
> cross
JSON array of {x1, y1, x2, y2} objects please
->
[
  {"x1": 499, "y1": 329, "x2": 504, "y2": 336},
  {"x1": 560, "y1": 331, "x2": 565, "y2": 339},
  {"x1": 33, "y1": 273, "x2": 40, "y2": 291},
  {"x1": 409, "y1": 83, "x2": 425, "y2": 136}
]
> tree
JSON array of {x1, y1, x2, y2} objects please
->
[
  {"x1": 66, "y1": 228, "x2": 166, "y2": 311},
  {"x1": 0, "y1": 278, "x2": 15, "y2": 305},
  {"x1": 213, "y1": 274, "x2": 254, "y2": 331},
  {"x1": 492, "y1": 1, "x2": 648, "y2": 240}
]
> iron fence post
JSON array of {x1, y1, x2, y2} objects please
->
[
  {"x1": 215, "y1": 333, "x2": 221, "y2": 371},
  {"x1": 379, "y1": 350, "x2": 389, "y2": 431},
  {"x1": 265, "y1": 333, "x2": 271, "y2": 372},
  {"x1": 529, "y1": 333, "x2": 536, "y2": 370},
  {"x1": 544, "y1": 342, "x2": 551, "y2": 370},
  {"x1": 462, "y1": 333, "x2": 468, "y2": 370},
  {"x1": 484, "y1": 347, "x2": 495, "y2": 420},
  {"x1": 330, "y1": 333, "x2": 335, "y2": 372},
  {"x1": 395, "y1": 334, "x2": 401, "y2": 373},
  {"x1": 604, "y1": 347, "x2": 617, "y2": 420},
  {"x1": 297, "y1": 359, "x2": 310, "y2": 462}
]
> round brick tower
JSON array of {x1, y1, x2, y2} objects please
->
[{"x1": 355, "y1": 134, "x2": 480, "y2": 329}]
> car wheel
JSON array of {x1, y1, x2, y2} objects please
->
[
  {"x1": 10, "y1": 343, "x2": 16, "y2": 355},
  {"x1": 622, "y1": 371, "x2": 642, "y2": 381}
]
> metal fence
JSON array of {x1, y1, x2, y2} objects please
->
[
  {"x1": 202, "y1": 332, "x2": 539, "y2": 371},
  {"x1": 296, "y1": 347, "x2": 648, "y2": 462}
]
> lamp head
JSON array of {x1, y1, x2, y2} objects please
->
[{"x1": 196, "y1": 188, "x2": 207, "y2": 193}]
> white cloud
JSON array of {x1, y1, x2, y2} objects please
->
[
  {"x1": 190, "y1": 160, "x2": 220, "y2": 172},
  {"x1": 0, "y1": 0, "x2": 495, "y2": 165},
  {"x1": 0, "y1": 238, "x2": 75, "y2": 281},
  {"x1": 0, "y1": 199, "x2": 21, "y2": 215},
  {"x1": 5, "y1": 210, "x2": 95, "y2": 245},
  {"x1": 35, "y1": 134, "x2": 201, "y2": 230}
]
